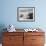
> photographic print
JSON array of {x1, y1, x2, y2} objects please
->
[{"x1": 17, "y1": 7, "x2": 35, "y2": 22}]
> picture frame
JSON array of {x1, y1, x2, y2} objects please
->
[{"x1": 17, "y1": 7, "x2": 35, "y2": 22}]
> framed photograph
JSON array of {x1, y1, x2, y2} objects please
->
[{"x1": 17, "y1": 7, "x2": 35, "y2": 22}]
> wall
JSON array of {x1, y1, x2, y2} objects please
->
[
  {"x1": 0, "y1": 0, "x2": 46, "y2": 44},
  {"x1": 0, "y1": 0, "x2": 46, "y2": 30}
]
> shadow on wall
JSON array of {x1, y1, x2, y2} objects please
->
[{"x1": 0, "y1": 24, "x2": 7, "y2": 43}]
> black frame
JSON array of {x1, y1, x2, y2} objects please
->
[{"x1": 17, "y1": 7, "x2": 35, "y2": 22}]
